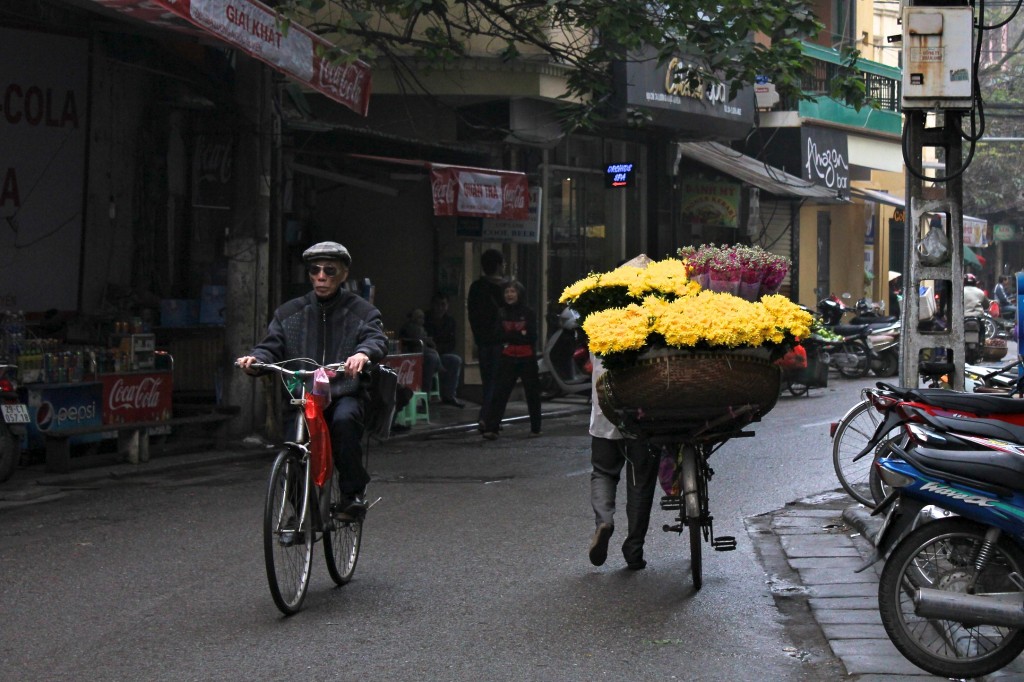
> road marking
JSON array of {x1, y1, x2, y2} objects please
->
[{"x1": 801, "y1": 420, "x2": 834, "y2": 429}]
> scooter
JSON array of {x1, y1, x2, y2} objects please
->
[
  {"x1": 0, "y1": 364, "x2": 28, "y2": 482},
  {"x1": 864, "y1": 392, "x2": 1024, "y2": 678},
  {"x1": 537, "y1": 306, "x2": 592, "y2": 400}
]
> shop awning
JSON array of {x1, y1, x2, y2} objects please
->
[
  {"x1": 676, "y1": 141, "x2": 841, "y2": 200},
  {"x1": 348, "y1": 154, "x2": 530, "y2": 220},
  {"x1": 850, "y1": 187, "x2": 989, "y2": 246},
  {"x1": 88, "y1": 0, "x2": 372, "y2": 116}
]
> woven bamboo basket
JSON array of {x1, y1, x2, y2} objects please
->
[{"x1": 597, "y1": 347, "x2": 781, "y2": 426}]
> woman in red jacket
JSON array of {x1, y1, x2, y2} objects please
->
[{"x1": 480, "y1": 280, "x2": 542, "y2": 439}]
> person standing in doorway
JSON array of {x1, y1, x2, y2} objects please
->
[
  {"x1": 467, "y1": 249, "x2": 505, "y2": 425},
  {"x1": 479, "y1": 279, "x2": 542, "y2": 439}
]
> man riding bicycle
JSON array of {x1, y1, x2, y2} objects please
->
[{"x1": 237, "y1": 241, "x2": 388, "y2": 519}]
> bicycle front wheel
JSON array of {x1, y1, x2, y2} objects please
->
[
  {"x1": 324, "y1": 473, "x2": 362, "y2": 585},
  {"x1": 264, "y1": 451, "x2": 313, "y2": 615},
  {"x1": 832, "y1": 399, "x2": 890, "y2": 507}
]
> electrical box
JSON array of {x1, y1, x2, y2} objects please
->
[{"x1": 901, "y1": 6, "x2": 974, "y2": 109}]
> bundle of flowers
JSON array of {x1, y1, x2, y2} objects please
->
[
  {"x1": 677, "y1": 244, "x2": 790, "y2": 300},
  {"x1": 559, "y1": 254, "x2": 812, "y2": 369}
]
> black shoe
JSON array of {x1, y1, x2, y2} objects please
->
[
  {"x1": 391, "y1": 423, "x2": 411, "y2": 433},
  {"x1": 482, "y1": 431, "x2": 498, "y2": 440},
  {"x1": 441, "y1": 397, "x2": 466, "y2": 408},
  {"x1": 588, "y1": 523, "x2": 613, "y2": 566},
  {"x1": 333, "y1": 495, "x2": 367, "y2": 522},
  {"x1": 626, "y1": 558, "x2": 647, "y2": 571}
]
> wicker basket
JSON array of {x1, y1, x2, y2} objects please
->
[{"x1": 597, "y1": 347, "x2": 781, "y2": 427}]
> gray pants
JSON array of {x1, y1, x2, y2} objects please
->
[{"x1": 590, "y1": 436, "x2": 659, "y2": 563}]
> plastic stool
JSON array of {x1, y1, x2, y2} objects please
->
[
  {"x1": 395, "y1": 391, "x2": 430, "y2": 426},
  {"x1": 429, "y1": 375, "x2": 441, "y2": 400}
]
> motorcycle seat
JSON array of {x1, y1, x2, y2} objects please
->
[
  {"x1": 851, "y1": 315, "x2": 899, "y2": 326},
  {"x1": 831, "y1": 323, "x2": 870, "y2": 336},
  {"x1": 912, "y1": 442, "x2": 1024, "y2": 492},
  {"x1": 907, "y1": 388, "x2": 1024, "y2": 415}
]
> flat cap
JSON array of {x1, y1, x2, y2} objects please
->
[{"x1": 302, "y1": 241, "x2": 351, "y2": 266}]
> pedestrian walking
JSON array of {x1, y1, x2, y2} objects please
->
[
  {"x1": 467, "y1": 249, "x2": 505, "y2": 425},
  {"x1": 587, "y1": 355, "x2": 659, "y2": 570}
]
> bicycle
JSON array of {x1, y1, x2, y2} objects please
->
[
  {"x1": 616, "y1": 405, "x2": 759, "y2": 591},
  {"x1": 238, "y1": 358, "x2": 370, "y2": 615}
]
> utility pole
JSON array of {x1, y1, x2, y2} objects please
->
[{"x1": 897, "y1": 0, "x2": 976, "y2": 390}]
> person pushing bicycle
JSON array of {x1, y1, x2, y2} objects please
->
[{"x1": 237, "y1": 241, "x2": 388, "y2": 519}]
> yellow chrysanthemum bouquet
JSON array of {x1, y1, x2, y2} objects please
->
[{"x1": 559, "y1": 250, "x2": 811, "y2": 369}]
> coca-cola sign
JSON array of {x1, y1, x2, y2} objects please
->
[
  {"x1": 101, "y1": 373, "x2": 173, "y2": 424},
  {"x1": 149, "y1": 0, "x2": 372, "y2": 116},
  {"x1": 381, "y1": 354, "x2": 423, "y2": 391},
  {"x1": 430, "y1": 166, "x2": 529, "y2": 221}
]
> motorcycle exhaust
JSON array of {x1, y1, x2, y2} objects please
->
[{"x1": 914, "y1": 587, "x2": 1024, "y2": 627}]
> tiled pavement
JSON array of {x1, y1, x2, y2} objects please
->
[{"x1": 746, "y1": 492, "x2": 1024, "y2": 681}]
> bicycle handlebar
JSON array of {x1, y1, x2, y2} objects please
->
[{"x1": 235, "y1": 359, "x2": 346, "y2": 378}]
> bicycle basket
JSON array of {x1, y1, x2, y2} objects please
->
[{"x1": 362, "y1": 364, "x2": 399, "y2": 439}]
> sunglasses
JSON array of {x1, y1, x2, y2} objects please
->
[{"x1": 307, "y1": 264, "x2": 341, "y2": 277}]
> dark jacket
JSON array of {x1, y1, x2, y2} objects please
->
[
  {"x1": 498, "y1": 303, "x2": 537, "y2": 359},
  {"x1": 250, "y1": 289, "x2": 389, "y2": 398},
  {"x1": 467, "y1": 275, "x2": 505, "y2": 346}
]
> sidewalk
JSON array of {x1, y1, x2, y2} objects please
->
[
  {"x1": 0, "y1": 396, "x2": 591, "y2": 508},
  {"x1": 746, "y1": 493, "x2": 1024, "y2": 680}
]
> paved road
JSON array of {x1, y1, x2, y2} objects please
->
[{"x1": 0, "y1": 370, "x2": 1014, "y2": 681}]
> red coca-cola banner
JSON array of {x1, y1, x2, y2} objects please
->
[
  {"x1": 430, "y1": 165, "x2": 529, "y2": 220},
  {"x1": 381, "y1": 354, "x2": 424, "y2": 392},
  {"x1": 101, "y1": 372, "x2": 174, "y2": 424},
  {"x1": 95, "y1": 0, "x2": 372, "y2": 116}
]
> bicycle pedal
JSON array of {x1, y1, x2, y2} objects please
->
[
  {"x1": 712, "y1": 535, "x2": 737, "y2": 551},
  {"x1": 660, "y1": 496, "x2": 682, "y2": 511},
  {"x1": 278, "y1": 530, "x2": 306, "y2": 547},
  {"x1": 662, "y1": 523, "x2": 683, "y2": 533}
]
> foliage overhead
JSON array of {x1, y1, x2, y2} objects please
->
[
  {"x1": 963, "y1": 12, "x2": 1024, "y2": 218},
  {"x1": 277, "y1": 0, "x2": 866, "y2": 129}
]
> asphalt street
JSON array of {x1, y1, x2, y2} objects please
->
[{"x1": 2, "y1": 366, "x2": 1024, "y2": 680}]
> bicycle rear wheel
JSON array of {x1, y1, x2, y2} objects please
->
[
  {"x1": 264, "y1": 451, "x2": 313, "y2": 615},
  {"x1": 680, "y1": 446, "x2": 703, "y2": 591},
  {"x1": 324, "y1": 473, "x2": 362, "y2": 585},
  {"x1": 832, "y1": 399, "x2": 890, "y2": 507}
]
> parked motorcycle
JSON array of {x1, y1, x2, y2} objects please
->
[
  {"x1": 981, "y1": 310, "x2": 1014, "y2": 342},
  {"x1": 0, "y1": 364, "x2": 28, "y2": 482},
  {"x1": 537, "y1": 306, "x2": 591, "y2": 400},
  {"x1": 863, "y1": 389, "x2": 1024, "y2": 678},
  {"x1": 867, "y1": 320, "x2": 900, "y2": 377},
  {"x1": 853, "y1": 297, "x2": 899, "y2": 326}
]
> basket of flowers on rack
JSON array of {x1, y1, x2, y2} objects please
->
[{"x1": 559, "y1": 245, "x2": 810, "y2": 433}]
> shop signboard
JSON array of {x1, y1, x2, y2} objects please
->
[
  {"x1": 101, "y1": 372, "x2": 173, "y2": 425},
  {"x1": 463, "y1": 187, "x2": 542, "y2": 244},
  {"x1": 801, "y1": 126, "x2": 849, "y2": 197},
  {"x1": 0, "y1": 28, "x2": 88, "y2": 313},
  {"x1": 994, "y1": 224, "x2": 1018, "y2": 242},
  {"x1": 99, "y1": 0, "x2": 374, "y2": 116},
  {"x1": 680, "y1": 181, "x2": 740, "y2": 228},
  {"x1": 381, "y1": 354, "x2": 424, "y2": 392},
  {"x1": 24, "y1": 382, "x2": 104, "y2": 450}
]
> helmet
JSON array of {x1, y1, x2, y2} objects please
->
[
  {"x1": 302, "y1": 241, "x2": 351, "y2": 266},
  {"x1": 964, "y1": 273, "x2": 978, "y2": 286}
]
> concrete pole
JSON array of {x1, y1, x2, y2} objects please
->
[{"x1": 222, "y1": 60, "x2": 273, "y2": 437}]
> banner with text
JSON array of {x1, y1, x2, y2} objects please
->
[
  {"x1": 146, "y1": 0, "x2": 372, "y2": 116},
  {"x1": 0, "y1": 27, "x2": 88, "y2": 313},
  {"x1": 430, "y1": 166, "x2": 529, "y2": 220}
]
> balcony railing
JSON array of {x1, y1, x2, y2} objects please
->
[{"x1": 778, "y1": 42, "x2": 902, "y2": 114}]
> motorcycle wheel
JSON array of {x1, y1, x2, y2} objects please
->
[
  {"x1": 787, "y1": 379, "x2": 809, "y2": 397},
  {"x1": 0, "y1": 426, "x2": 17, "y2": 483},
  {"x1": 837, "y1": 339, "x2": 870, "y2": 378},
  {"x1": 878, "y1": 517, "x2": 1024, "y2": 678},
  {"x1": 871, "y1": 349, "x2": 900, "y2": 378},
  {"x1": 983, "y1": 316, "x2": 998, "y2": 343}
]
